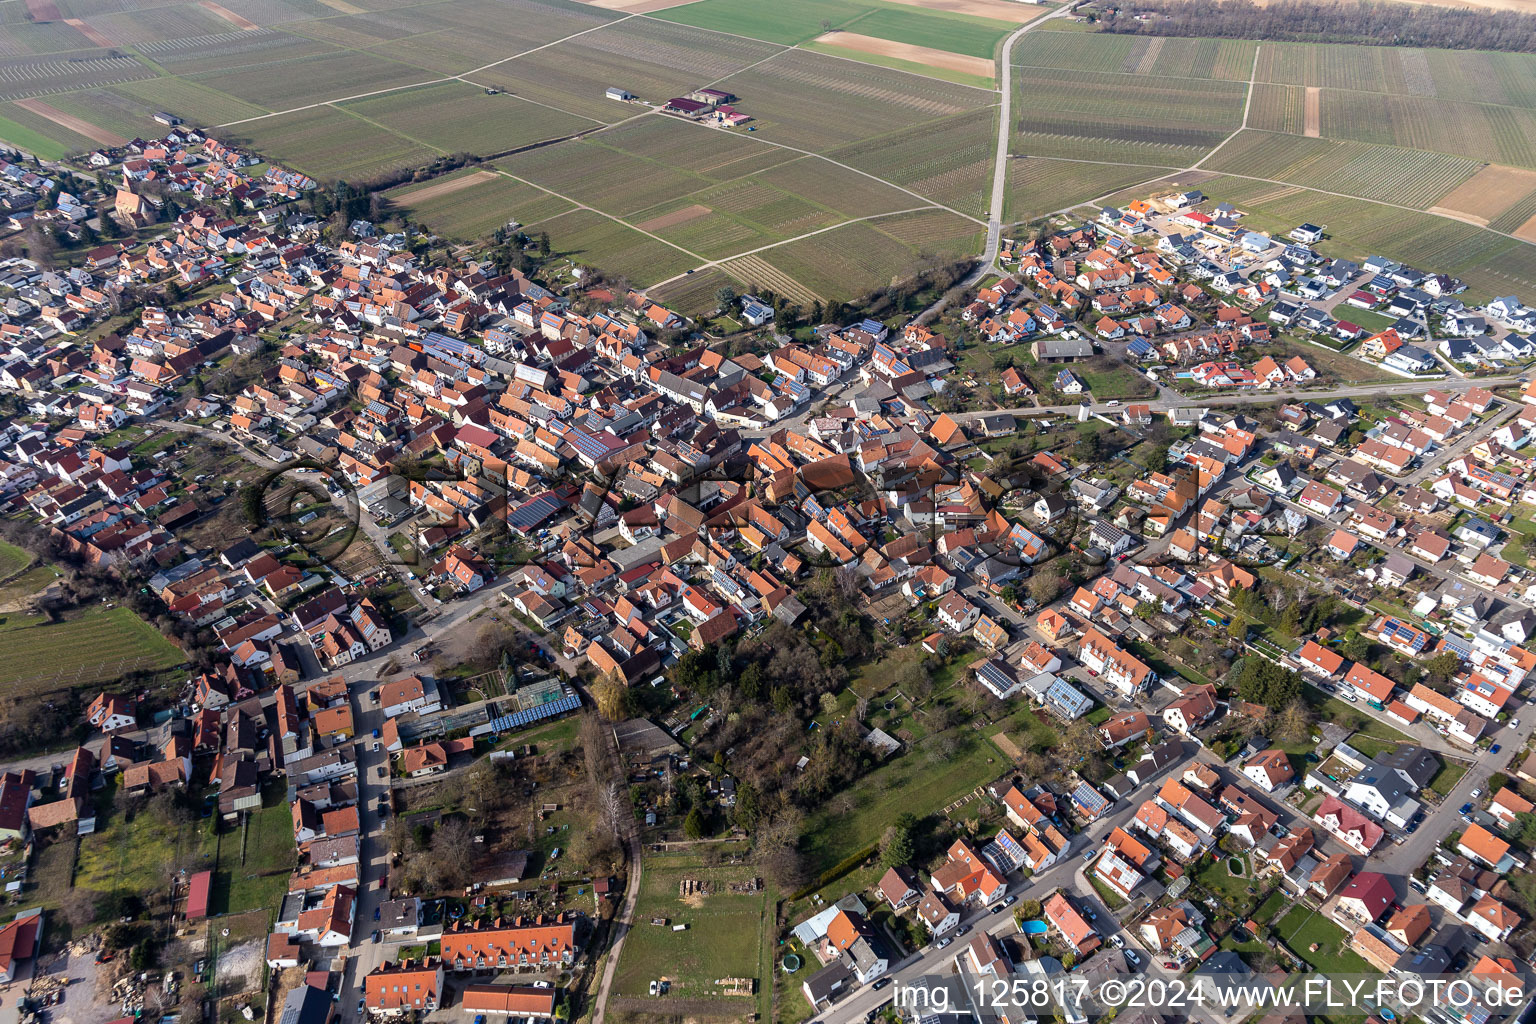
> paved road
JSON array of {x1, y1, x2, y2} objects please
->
[
  {"x1": 980, "y1": 5, "x2": 1073, "y2": 269},
  {"x1": 810, "y1": 742, "x2": 1371, "y2": 1024},
  {"x1": 1402, "y1": 397, "x2": 1521, "y2": 486}
]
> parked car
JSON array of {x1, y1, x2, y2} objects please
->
[
  {"x1": 1125, "y1": 950, "x2": 1141, "y2": 967},
  {"x1": 872, "y1": 979, "x2": 892, "y2": 991},
  {"x1": 1491, "y1": 744, "x2": 1502, "y2": 754},
  {"x1": 1512, "y1": 718, "x2": 1522, "y2": 729},
  {"x1": 1110, "y1": 935, "x2": 1125, "y2": 949},
  {"x1": 1460, "y1": 802, "x2": 1474, "y2": 815},
  {"x1": 937, "y1": 936, "x2": 953, "y2": 949},
  {"x1": 1471, "y1": 788, "x2": 1483, "y2": 798}
]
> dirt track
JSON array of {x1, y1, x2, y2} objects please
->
[
  {"x1": 813, "y1": 30, "x2": 996, "y2": 78},
  {"x1": 394, "y1": 169, "x2": 498, "y2": 204},
  {"x1": 15, "y1": 98, "x2": 126, "y2": 147}
]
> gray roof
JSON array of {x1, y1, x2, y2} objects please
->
[
  {"x1": 279, "y1": 984, "x2": 333, "y2": 1024},
  {"x1": 1373, "y1": 744, "x2": 1439, "y2": 790}
]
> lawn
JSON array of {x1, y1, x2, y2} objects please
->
[
  {"x1": 0, "y1": 606, "x2": 185, "y2": 694},
  {"x1": 1273, "y1": 906, "x2": 1375, "y2": 974},
  {"x1": 800, "y1": 731, "x2": 1008, "y2": 871},
  {"x1": 0, "y1": 541, "x2": 30, "y2": 580},
  {"x1": 75, "y1": 777, "x2": 201, "y2": 898},
  {"x1": 219, "y1": 792, "x2": 298, "y2": 916},
  {"x1": 1192, "y1": 853, "x2": 1253, "y2": 905},
  {"x1": 613, "y1": 856, "x2": 770, "y2": 1002},
  {"x1": 1337, "y1": 307, "x2": 1397, "y2": 334},
  {"x1": 1078, "y1": 364, "x2": 1156, "y2": 400}
]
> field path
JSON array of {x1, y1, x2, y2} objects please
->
[
  {"x1": 15, "y1": 98, "x2": 125, "y2": 146},
  {"x1": 1303, "y1": 86, "x2": 1321, "y2": 137}
]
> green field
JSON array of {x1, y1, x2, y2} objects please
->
[
  {"x1": 533, "y1": 208, "x2": 701, "y2": 285},
  {"x1": 614, "y1": 857, "x2": 771, "y2": 1003},
  {"x1": 0, "y1": 541, "x2": 30, "y2": 581},
  {"x1": 711, "y1": 47, "x2": 996, "y2": 154},
  {"x1": 842, "y1": 7, "x2": 1017, "y2": 57},
  {"x1": 1013, "y1": 32, "x2": 1256, "y2": 80},
  {"x1": 0, "y1": 111, "x2": 84, "y2": 161},
  {"x1": 1007, "y1": 156, "x2": 1162, "y2": 224},
  {"x1": 800, "y1": 731, "x2": 1006, "y2": 870},
  {"x1": 799, "y1": 41, "x2": 995, "y2": 89},
  {"x1": 0, "y1": 606, "x2": 184, "y2": 695},
  {"x1": 656, "y1": 0, "x2": 1016, "y2": 53},
  {"x1": 1274, "y1": 906, "x2": 1374, "y2": 974}
]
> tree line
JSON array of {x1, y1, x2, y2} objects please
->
[{"x1": 1095, "y1": 0, "x2": 1536, "y2": 52}]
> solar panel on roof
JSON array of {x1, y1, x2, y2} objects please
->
[{"x1": 486, "y1": 693, "x2": 581, "y2": 732}]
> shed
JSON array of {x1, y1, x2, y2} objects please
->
[{"x1": 187, "y1": 869, "x2": 212, "y2": 920}]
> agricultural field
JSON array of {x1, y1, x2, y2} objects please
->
[
  {"x1": 649, "y1": 267, "x2": 749, "y2": 316},
  {"x1": 655, "y1": 0, "x2": 1021, "y2": 51},
  {"x1": 711, "y1": 47, "x2": 996, "y2": 154},
  {"x1": 468, "y1": 18, "x2": 784, "y2": 123},
  {"x1": 0, "y1": 605, "x2": 184, "y2": 696},
  {"x1": 383, "y1": 170, "x2": 577, "y2": 239},
  {"x1": 733, "y1": 211, "x2": 980, "y2": 301},
  {"x1": 341, "y1": 82, "x2": 599, "y2": 157},
  {"x1": 0, "y1": 52, "x2": 157, "y2": 104},
  {"x1": 829, "y1": 107, "x2": 997, "y2": 217},
  {"x1": 189, "y1": 50, "x2": 436, "y2": 112},
  {"x1": 1007, "y1": 156, "x2": 1159, "y2": 224},
  {"x1": 1308, "y1": 89, "x2": 1536, "y2": 168},
  {"x1": 1011, "y1": 66, "x2": 1245, "y2": 165},
  {"x1": 222, "y1": 105, "x2": 438, "y2": 183},
  {"x1": 1012, "y1": 32, "x2": 1255, "y2": 80},
  {"x1": 534, "y1": 208, "x2": 701, "y2": 284},
  {"x1": 800, "y1": 38, "x2": 994, "y2": 89},
  {"x1": 1202, "y1": 131, "x2": 1482, "y2": 209}
]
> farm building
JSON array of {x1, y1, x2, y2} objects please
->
[
  {"x1": 665, "y1": 97, "x2": 710, "y2": 116},
  {"x1": 605, "y1": 87, "x2": 633, "y2": 102},
  {"x1": 688, "y1": 88, "x2": 734, "y2": 106}
]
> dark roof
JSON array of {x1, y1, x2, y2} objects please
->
[{"x1": 278, "y1": 981, "x2": 334, "y2": 1024}]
